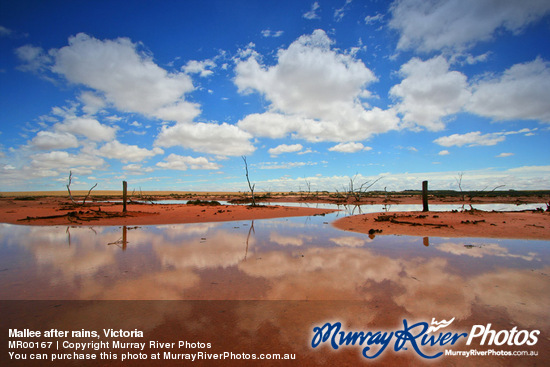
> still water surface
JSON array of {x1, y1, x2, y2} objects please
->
[
  {"x1": 1, "y1": 209, "x2": 549, "y2": 365},
  {"x1": 1, "y1": 211, "x2": 549, "y2": 310}
]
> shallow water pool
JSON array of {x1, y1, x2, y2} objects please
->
[{"x1": 1, "y1": 214, "x2": 548, "y2": 365}]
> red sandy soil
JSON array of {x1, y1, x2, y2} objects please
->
[
  {"x1": 0, "y1": 196, "x2": 335, "y2": 226},
  {"x1": 1, "y1": 194, "x2": 549, "y2": 240},
  {"x1": 333, "y1": 209, "x2": 550, "y2": 240}
]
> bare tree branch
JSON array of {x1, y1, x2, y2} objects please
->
[
  {"x1": 348, "y1": 174, "x2": 382, "y2": 202},
  {"x1": 489, "y1": 184, "x2": 506, "y2": 192},
  {"x1": 242, "y1": 156, "x2": 256, "y2": 206},
  {"x1": 82, "y1": 183, "x2": 98, "y2": 205},
  {"x1": 66, "y1": 171, "x2": 76, "y2": 204},
  {"x1": 456, "y1": 172, "x2": 464, "y2": 201},
  {"x1": 66, "y1": 171, "x2": 98, "y2": 206}
]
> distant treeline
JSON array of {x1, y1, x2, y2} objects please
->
[{"x1": 392, "y1": 189, "x2": 550, "y2": 198}]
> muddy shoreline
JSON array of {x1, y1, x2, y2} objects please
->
[
  {"x1": 0, "y1": 194, "x2": 548, "y2": 239},
  {"x1": 332, "y1": 209, "x2": 550, "y2": 240},
  {"x1": 0, "y1": 196, "x2": 335, "y2": 226}
]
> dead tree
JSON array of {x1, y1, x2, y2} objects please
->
[
  {"x1": 468, "y1": 184, "x2": 506, "y2": 202},
  {"x1": 456, "y1": 172, "x2": 506, "y2": 202},
  {"x1": 242, "y1": 156, "x2": 256, "y2": 206},
  {"x1": 332, "y1": 188, "x2": 346, "y2": 201},
  {"x1": 82, "y1": 183, "x2": 98, "y2": 205},
  {"x1": 348, "y1": 174, "x2": 382, "y2": 202},
  {"x1": 66, "y1": 170, "x2": 97, "y2": 206},
  {"x1": 245, "y1": 220, "x2": 255, "y2": 260},
  {"x1": 66, "y1": 171, "x2": 76, "y2": 204},
  {"x1": 303, "y1": 178, "x2": 315, "y2": 199},
  {"x1": 456, "y1": 172, "x2": 464, "y2": 201}
]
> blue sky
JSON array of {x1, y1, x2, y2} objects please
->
[{"x1": 1, "y1": 0, "x2": 549, "y2": 193}]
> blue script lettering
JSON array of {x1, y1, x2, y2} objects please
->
[
  {"x1": 394, "y1": 320, "x2": 441, "y2": 359},
  {"x1": 422, "y1": 330, "x2": 467, "y2": 346},
  {"x1": 361, "y1": 331, "x2": 394, "y2": 359},
  {"x1": 311, "y1": 319, "x2": 467, "y2": 360},
  {"x1": 311, "y1": 322, "x2": 393, "y2": 359},
  {"x1": 311, "y1": 322, "x2": 341, "y2": 349}
]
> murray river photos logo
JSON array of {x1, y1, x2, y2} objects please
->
[{"x1": 311, "y1": 318, "x2": 540, "y2": 359}]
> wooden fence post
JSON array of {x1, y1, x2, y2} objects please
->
[
  {"x1": 422, "y1": 180, "x2": 429, "y2": 212},
  {"x1": 122, "y1": 181, "x2": 127, "y2": 213},
  {"x1": 122, "y1": 226, "x2": 127, "y2": 251}
]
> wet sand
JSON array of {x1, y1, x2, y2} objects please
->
[
  {"x1": 333, "y1": 209, "x2": 550, "y2": 239},
  {"x1": 0, "y1": 195, "x2": 549, "y2": 239},
  {"x1": 0, "y1": 197, "x2": 334, "y2": 226}
]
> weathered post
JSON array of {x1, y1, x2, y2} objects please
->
[
  {"x1": 122, "y1": 181, "x2": 127, "y2": 213},
  {"x1": 122, "y1": 226, "x2": 127, "y2": 251},
  {"x1": 422, "y1": 180, "x2": 429, "y2": 212}
]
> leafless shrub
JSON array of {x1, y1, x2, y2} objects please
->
[{"x1": 347, "y1": 174, "x2": 382, "y2": 202}]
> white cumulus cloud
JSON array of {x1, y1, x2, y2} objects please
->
[
  {"x1": 31, "y1": 151, "x2": 104, "y2": 171},
  {"x1": 496, "y1": 153, "x2": 514, "y2": 158},
  {"x1": 235, "y1": 30, "x2": 399, "y2": 142},
  {"x1": 78, "y1": 91, "x2": 106, "y2": 115},
  {"x1": 467, "y1": 57, "x2": 550, "y2": 123},
  {"x1": 155, "y1": 122, "x2": 255, "y2": 157},
  {"x1": 96, "y1": 140, "x2": 163, "y2": 163},
  {"x1": 21, "y1": 33, "x2": 257, "y2": 157},
  {"x1": 261, "y1": 29, "x2": 284, "y2": 38},
  {"x1": 389, "y1": 0, "x2": 550, "y2": 52},
  {"x1": 51, "y1": 33, "x2": 198, "y2": 122},
  {"x1": 433, "y1": 131, "x2": 506, "y2": 147},
  {"x1": 182, "y1": 59, "x2": 216, "y2": 77},
  {"x1": 390, "y1": 56, "x2": 471, "y2": 131},
  {"x1": 328, "y1": 142, "x2": 371, "y2": 153},
  {"x1": 156, "y1": 154, "x2": 220, "y2": 170},
  {"x1": 268, "y1": 144, "x2": 303, "y2": 157},
  {"x1": 123, "y1": 164, "x2": 154, "y2": 173},
  {"x1": 30, "y1": 131, "x2": 79, "y2": 150},
  {"x1": 54, "y1": 116, "x2": 117, "y2": 142}
]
